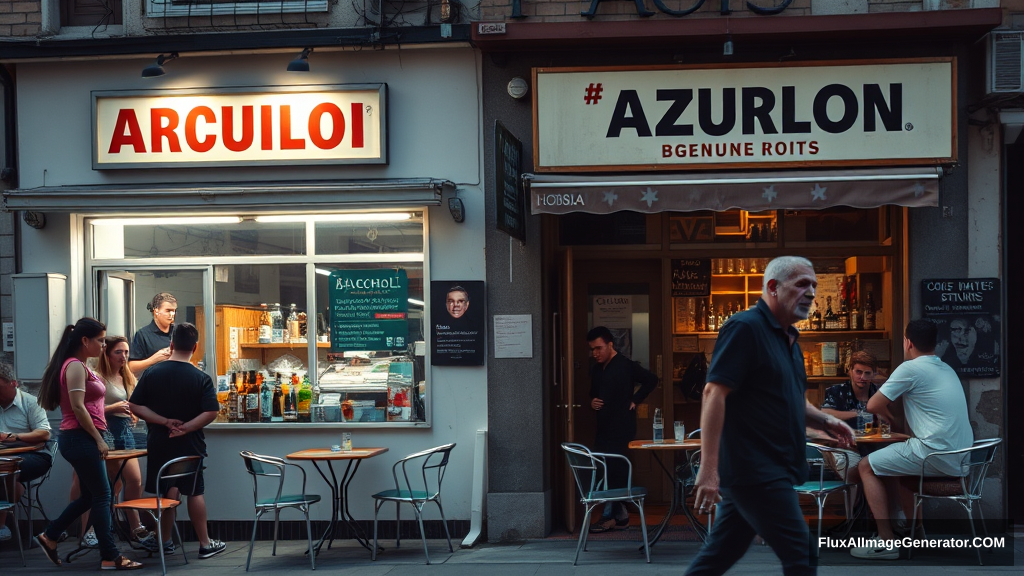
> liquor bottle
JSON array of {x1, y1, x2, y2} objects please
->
[
  {"x1": 725, "y1": 301, "x2": 734, "y2": 319},
  {"x1": 271, "y1": 303, "x2": 285, "y2": 344},
  {"x1": 272, "y1": 373, "x2": 284, "y2": 422},
  {"x1": 811, "y1": 299, "x2": 823, "y2": 331},
  {"x1": 258, "y1": 303, "x2": 272, "y2": 344},
  {"x1": 287, "y1": 304, "x2": 301, "y2": 343},
  {"x1": 227, "y1": 376, "x2": 239, "y2": 422},
  {"x1": 260, "y1": 373, "x2": 273, "y2": 423},
  {"x1": 696, "y1": 299, "x2": 706, "y2": 332},
  {"x1": 850, "y1": 296, "x2": 861, "y2": 330},
  {"x1": 298, "y1": 374, "x2": 312, "y2": 422},
  {"x1": 245, "y1": 371, "x2": 260, "y2": 423},
  {"x1": 707, "y1": 302, "x2": 717, "y2": 332},
  {"x1": 715, "y1": 305, "x2": 724, "y2": 331},
  {"x1": 824, "y1": 296, "x2": 838, "y2": 330},
  {"x1": 838, "y1": 290, "x2": 850, "y2": 330},
  {"x1": 284, "y1": 374, "x2": 298, "y2": 422},
  {"x1": 863, "y1": 287, "x2": 876, "y2": 330}
]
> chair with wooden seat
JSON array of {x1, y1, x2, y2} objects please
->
[
  {"x1": 114, "y1": 455, "x2": 202, "y2": 576},
  {"x1": 908, "y1": 438, "x2": 1002, "y2": 565},
  {"x1": 240, "y1": 451, "x2": 321, "y2": 571},
  {"x1": 0, "y1": 457, "x2": 25, "y2": 566}
]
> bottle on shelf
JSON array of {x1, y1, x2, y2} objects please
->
[
  {"x1": 811, "y1": 299, "x2": 823, "y2": 331},
  {"x1": 686, "y1": 299, "x2": 696, "y2": 332},
  {"x1": 715, "y1": 305, "x2": 724, "y2": 331},
  {"x1": 652, "y1": 407, "x2": 664, "y2": 443},
  {"x1": 227, "y1": 376, "x2": 239, "y2": 422},
  {"x1": 287, "y1": 304, "x2": 301, "y2": 343},
  {"x1": 245, "y1": 373, "x2": 259, "y2": 423},
  {"x1": 271, "y1": 303, "x2": 285, "y2": 343},
  {"x1": 258, "y1": 303, "x2": 272, "y2": 344},
  {"x1": 838, "y1": 285, "x2": 850, "y2": 331},
  {"x1": 260, "y1": 372, "x2": 273, "y2": 423},
  {"x1": 707, "y1": 302, "x2": 717, "y2": 332},
  {"x1": 850, "y1": 295, "x2": 861, "y2": 330},
  {"x1": 697, "y1": 299, "x2": 707, "y2": 332},
  {"x1": 272, "y1": 373, "x2": 284, "y2": 422},
  {"x1": 284, "y1": 374, "x2": 298, "y2": 422},
  {"x1": 298, "y1": 374, "x2": 312, "y2": 422},
  {"x1": 235, "y1": 372, "x2": 247, "y2": 424},
  {"x1": 863, "y1": 286, "x2": 876, "y2": 330},
  {"x1": 824, "y1": 295, "x2": 838, "y2": 330}
]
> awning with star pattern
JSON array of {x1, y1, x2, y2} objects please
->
[{"x1": 526, "y1": 167, "x2": 940, "y2": 215}]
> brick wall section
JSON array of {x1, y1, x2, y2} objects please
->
[
  {"x1": 0, "y1": 0, "x2": 42, "y2": 37},
  {"x1": 477, "y1": 0, "x2": 991, "y2": 22}
]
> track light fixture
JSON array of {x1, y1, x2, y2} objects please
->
[
  {"x1": 287, "y1": 48, "x2": 313, "y2": 72},
  {"x1": 141, "y1": 52, "x2": 179, "y2": 78}
]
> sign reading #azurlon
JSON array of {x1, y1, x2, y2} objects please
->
[
  {"x1": 533, "y1": 59, "x2": 955, "y2": 172},
  {"x1": 94, "y1": 84, "x2": 387, "y2": 168},
  {"x1": 329, "y1": 268, "x2": 408, "y2": 352}
]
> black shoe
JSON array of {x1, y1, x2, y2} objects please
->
[
  {"x1": 198, "y1": 539, "x2": 226, "y2": 559},
  {"x1": 589, "y1": 518, "x2": 616, "y2": 533},
  {"x1": 614, "y1": 517, "x2": 630, "y2": 530}
]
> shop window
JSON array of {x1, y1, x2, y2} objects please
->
[
  {"x1": 61, "y1": 0, "x2": 122, "y2": 27},
  {"x1": 314, "y1": 213, "x2": 424, "y2": 255},
  {"x1": 91, "y1": 220, "x2": 306, "y2": 260}
]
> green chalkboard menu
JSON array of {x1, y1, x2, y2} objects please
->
[{"x1": 329, "y1": 269, "x2": 409, "y2": 352}]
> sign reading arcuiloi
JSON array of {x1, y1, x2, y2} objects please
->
[
  {"x1": 921, "y1": 278, "x2": 1000, "y2": 378},
  {"x1": 533, "y1": 59, "x2": 955, "y2": 172},
  {"x1": 329, "y1": 268, "x2": 408, "y2": 352}
]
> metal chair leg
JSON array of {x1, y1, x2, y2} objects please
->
[
  {"x1": 963, "y1": 504, "x2": 982, "y2": 566},
  {"x1": 372, "y1": 501, "x2": 382, "y2": 561},
  {"x1": 272, "y1": 509, "x2": 281, "y2": 555},
  {"x1": 908, "y1": 494, "x2": 922, "y2": 561},
  {"x1": 303, "y1": 507, "x2": 315, "y2": 570},
  {"x1": 414, "y1": 505, "x2": 430, "y2": 564},
  {"x1": 574, "y1": 506, "x2": 595, "y2": 566},
  {"x1": 395, "y1": 502, "x2": 401, "y2": 548},
  {"x1": 154, "y1": 513, "x2": 167, "y2": 576},
  {"x1": 174, "y1": 509, "x2": 188, "y2": 565},
  {"x1": 636, "y1": 499, "x2": 650, "y2": 563},
  {"x1": 245, "y1": 509, "x2": 262, "y2": 571},
  {"x1": 433, "y1": 500, "x2": 454, "y2": 552}
]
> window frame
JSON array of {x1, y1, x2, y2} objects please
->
[{"x1": 146, "y1": 0, "x2": 328, "y2": 18}]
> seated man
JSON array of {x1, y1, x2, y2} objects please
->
[
  {"x1": 128, "y1": 323, "x2": 225, "y2": 559},
  {"x1": 848, "y1": 319, "x2": 973, "y2": 560},
  {"x1": 0, "y1": 362, "x2": 53, "y2": 543},
  {"x1": 819, "y1": 351, "x2": 879, "y2": 483}
]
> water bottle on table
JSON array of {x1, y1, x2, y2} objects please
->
[{"x1": 653, "y1": 407, "x2": 664, "y2": 443}]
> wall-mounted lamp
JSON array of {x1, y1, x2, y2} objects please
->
[
  {"x1": 448, "y1": 197, "x2": 465, "y2": 223},
  {"x1": 287, "y1": 48, "x2": 313, "y2": 72},
  {"x1": 507, "y1": 77, "x2": 529, "y2": 99},
  {"x1": 23, "y1": 211, "x2": 46, "y2": 230},
  {"x1": 141, "y1": 53, "x2": 179, "y2": 78}
]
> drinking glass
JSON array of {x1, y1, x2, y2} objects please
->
[
  {"x1": 341, "y1": 432, "x2": 353, "y2": 452},
  {"x1": 880, "y1": 420, "x2": 891, "y2": 438},
  {"x1": 864, "y1": 419, "x2": 876, "y2": 436},
  {"x1": 674, "y1": 421, "x2": 686, "y2": 442}
]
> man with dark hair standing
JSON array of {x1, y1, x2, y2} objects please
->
[
  {"x1": 848, "y1": 319, "x2": 973, "y2": 560},
  {"x1": 687, "y1": 256, "x2": 855, "y2": 576},
  {"x1": 128, "y1": 322, "x2": 225, "y2": 559},
  {"x1": 586, "y1": 325, "x2": 658, "y2": 532}
]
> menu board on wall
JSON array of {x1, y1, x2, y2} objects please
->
[
  {"x1": 671, "y1": 259, "x2": 711, "y2": 297},
  {"x1": 921, "y1": 278, "x2": 1000, "y2": 378},
  {"x1": 328, "y1": 269, "x2": 409, "y2": 352},
  {"x1": 431, "y1": 281, "x2": 486, "y2": 366},
  {"x1": 495, "y1": 121, "x2": 526, "y2": 242}
]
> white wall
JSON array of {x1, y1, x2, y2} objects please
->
[{"x1": 20, "y1": 47, "x2": 487, "y2": 522}]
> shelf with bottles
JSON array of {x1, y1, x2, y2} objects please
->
[{"x1": 241, "y1": 342, "x2": 332, "y2": 349}]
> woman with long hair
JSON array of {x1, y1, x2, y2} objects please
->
[{"x1": 34, "y1": 318, "x2": 143, "y2": 570}]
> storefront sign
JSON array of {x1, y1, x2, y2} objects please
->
[
  {"x1": 671, "y1": 259, "x2": 711, "y2": 297},
  {"x1": 495, "y1": 121, "x2": 526, "y2": 242},
  {"x1": 93, "y1": 84, "x2": 387, "y2": 168},
  {"x1": 534, "y1": 60, "x2": 955, "y2": 171},
  {"x1": 921, "y1": 278, "x2": 1000, "y2": 378},
  {"x1": 328, "y1": 268, "x2": 408, "y2": 352},
  {"x1": 431, "y1": 281, "x2": 485, "y2": 366}
]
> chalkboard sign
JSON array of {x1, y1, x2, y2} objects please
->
[
  {"x1": 921, "y1": 278, "x2": 1000, "y2": 378},
  {"x1": 328, "y1": 269, "x2": 409, "y2": 352},
  {"x1": 495, "y1": 121, "x2": 525, "y2": 242},
  {"x1": 671, "y1": 259, "x2": 712, "y2": 297}
]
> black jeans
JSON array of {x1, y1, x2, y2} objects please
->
[
  {"x1": 685, "y1": 478, "x2": 813, "y2": 576},
  {"x1": 44, "y1": 428, "x2": 120, "y2": 561},
  {"x1": 594, "y1": 438, "x2": 630, "y2": 520}
]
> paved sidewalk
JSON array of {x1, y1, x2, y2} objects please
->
[{"x1": 2, "y1": 535, "x2": 1021, "y2": 575}]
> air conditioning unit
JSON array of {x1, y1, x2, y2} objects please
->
[{"x1": 986, "y1": 31, "x2": 1024, "y2": 95}]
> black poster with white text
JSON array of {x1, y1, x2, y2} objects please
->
[{"x1": 431, "y1": 281, "x2": 485, "y2": 366}]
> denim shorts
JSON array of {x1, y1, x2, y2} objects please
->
[{"x1": 103, "y1": 416, "x2": 137, "y2": 450}]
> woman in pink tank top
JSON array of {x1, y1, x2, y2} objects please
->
[{"x1": 32, "y1": 318, "x2": 143, "y2": 570}]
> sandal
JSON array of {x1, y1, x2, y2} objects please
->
[
  {"x1": 34, "y1": 533, "x2": 62, "y2": 566},
  {"x1": 101, "y1": 555, "x2": 144, "y2": 571}
]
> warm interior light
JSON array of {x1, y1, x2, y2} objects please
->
[
  {"x1": 315, "y1": 268, "x2": 333, "y2": 276},
  {"x1": 91, "y1": 216, "x2": 241, "y2": 226},
  {"x1": 407, "y1": 298, "x2": 425, "y2": 307},
  {"x1": 255, "y1": 213, "x2": 412, "y2": 223}
]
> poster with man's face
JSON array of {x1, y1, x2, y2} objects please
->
[
  {"x1": 921, "y1": 279, "x2": 1000, "y2": 378},
  {"x1": 431, "y1": 280, "x2": 485, "y2": 366}
]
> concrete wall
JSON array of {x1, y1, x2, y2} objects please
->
[{"x1": 16, "y1": 47, "x2": 488, "y2": 523}]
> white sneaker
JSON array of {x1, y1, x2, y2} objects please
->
[
  {"x1": 83, "y1": 527, "x2": 99, "y2": 548},
  {"x1": 850, "y1": 546, "x2": 899, "y2": 560},
  {"x1": 0, "y1": 525, "x2": 11, "y2": 542}
]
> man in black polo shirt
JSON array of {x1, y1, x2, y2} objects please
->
[
  {"x1": 686, "y1": 256, "x2": 855, "y2": 576},
  {"x1": 128, "y1": 292, "x2": 177, "y2": 376},
  {"x1": 587, "y1": 325, "x2": 658, "y2": 532}
]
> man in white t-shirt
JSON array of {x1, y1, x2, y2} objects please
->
[{"x1": 848, "y1": 319, "x2": 973, "y2": 560}]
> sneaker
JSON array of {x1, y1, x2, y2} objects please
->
[
  {"x1": 198, "y1": 539, "x2": 226, "y2": 559},
  {"x1": 589, "y1": 518, "x2": 616, "y2": 533},
  {"x1": 83, "y1": 527, "x2": 99, "y2": 548},
  {"x1": 138, "y1": 533, "x2": 175, "y2": 554},
  {"x1": 0, "y1": 525, "x2": 11, "y2": 542},
  {"x1": 850, "y1": 546, "x2": 899, "y2": 560}
]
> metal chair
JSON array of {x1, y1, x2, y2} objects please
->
[
  {"x1": 20, "y1": 439, "x2": 57, "y2": 547},
  {"x1": 371, "y1": 443, "x2": 455, "y2": 565},
  {"x1": 561, "y1": 442, "x2": 650, "y2": 565},
  {"x1": 795, "y1": 443, "x2": 854, "y2": 556},
  {"x1": 239, "y1": 451, "x2": 321, "y2": 571},
  {"x1": 114, "y1": 455, "x2": 201, "y2": 576},
  {"x1": 908, "y1": 438, "x2": 1002, "y2": 565},
  {"x1": 0, "y1": 457, "x2": 25, "y2": 566}
]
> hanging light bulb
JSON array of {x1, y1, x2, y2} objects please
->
[{"x1": 723, "y1": 36, "x2": 734, "y2": 56}]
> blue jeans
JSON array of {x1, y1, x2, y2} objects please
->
[{"x1": 44, "y1": 428, "x2": 120, "y2": 561}]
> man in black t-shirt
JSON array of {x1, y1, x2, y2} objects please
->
[
  {"x1": 128, "y1": 292, "x2": 177, "y2": 376},
  {"x1": 129, "y1": 322, "x2": 225, "y2": 559},
  {"x1": 686, "y1": 257, "x2": 854, "y2": 576}
]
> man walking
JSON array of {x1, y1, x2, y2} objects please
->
[
  {"x1": 687, "y1": 256, "x2": 855, "y2": 576},
  {"x1": 587, "y1": 326, "x2": 658, "y2": 532},
  {"x1": 128, "y1": 323, "x2": 225, "y2": 559}
]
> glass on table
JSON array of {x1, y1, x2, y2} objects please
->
[
  {"x1": 879, "y1": 419, "x2": 891, "y2": 438},
  {"x1": 673, "y1": 421, "x2": 686, "y2": 442}
]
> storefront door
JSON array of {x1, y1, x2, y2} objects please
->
[{"x1": 555, "y1": 257, "x2": 667, "y2": 531}]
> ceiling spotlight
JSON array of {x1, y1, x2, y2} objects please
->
[
  {"x1": 141, "y1": 52, "x2": 179, "y2": 78},
  {"x1": 287, "y1": 48, "x2": 313, "y2": 72}
]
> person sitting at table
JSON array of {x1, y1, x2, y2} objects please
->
[
  {"x1": 821, "y1": 351, "x2": 879, "y2": 429},
  {"x1": 847, "y1": 319, "x2": 973, "y2": 560},
  {"x1": 33, "y1": 318, "x2": 143, "y2": 570},
  {"x1": 0, "y1": 361, "x2": 53, "y2": 544},
  {"x1": 129, "y1": 322, "x2": 225, "y2": 559}
]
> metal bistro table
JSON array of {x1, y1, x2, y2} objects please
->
[
  {"x1": 286, "y1": 447, "x2": 388, "y2": 555},
  {"x1": 0, "y1": 443, "x2": 45, "y2": 457},
  {"x1": 628, "y1": 438, "x2": 708, "y2": 547},
  {"x1": 66, "y1": 449, "x2": 148, "y2": 563}
]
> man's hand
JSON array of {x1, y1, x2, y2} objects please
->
[
  {"x1": 692, "y1": 464, "x2": 723, "y2": 515},
  {"x1": 823, "y1": 416, "x2": 856, "y2": 449},
  {"x1": 151, "y1": 348, "x2": 171, "y2": 362},
  {"x1": 591, "y1": 398, "x2": 604, "y2": 410},
  {"x1": 168, "y1": 422, "x2": 189, "y2": 438}
]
